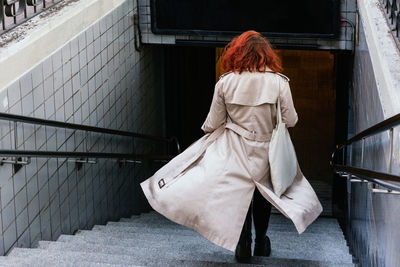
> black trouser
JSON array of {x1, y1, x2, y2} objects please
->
[{"x1": 241, "y1": 187, "x2": 272, "y2": 242}]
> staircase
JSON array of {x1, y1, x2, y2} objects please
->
[{"x1": 0, "y1": 212, "x2": 355, "y2": 266}]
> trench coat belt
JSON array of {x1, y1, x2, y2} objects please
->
[
  {"x1": 225, "y1": 122, "x2": 272, "y2": 142},
  {"x1": 157, "y1": 122, "x2": 271, "y2": 189}
]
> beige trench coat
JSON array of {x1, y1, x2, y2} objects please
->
[{"x1": 141, "y1": 69, "x2": 323, "y2": 252}]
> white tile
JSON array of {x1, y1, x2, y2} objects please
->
[
  {"x1": 79, "y1": 48, "x2": 87, "y2": 70},
  {"x1": 64, "y1": 80, "x2": 73, "y2": 101},
  {"x1": 36, "y1": 164, "x2": 47, "y2": 191},
  {"x1": 62, "y1": 61, "x2": 72, "y2": 84},
  {"x1": 100, "y1": 17, "x2": 107, "y2": 35},
  {"x1": 73, "y1": 91, "x2": 82, "y2": 111},
  {"x1": 29, "y1": 215, "x2": 40, "y2": 241},
  {"x1": 93, "y1": 21, "x2": 100, "y2": 40},
  {"x1": 38, "y1": 183, "x2": 49, "y2": 211},
  {"x1": 45, "y1": 96, "x2": 55, "y2": 119},
  {"x1": 80, "y1": 66, "x2": 88, "y2": 87},
  {"x1": 7, "y1": 81, "x2": 21, "y2": 108},
  {"x1": 72, "y1": 74, "x2": 81, "y2": 93},
  {"x1": 40, "y1": 207, "x2": 51, "y2": 240},
  {"x1": 78, "y1": 32, "x2": 87, "y2": 52},
  {"x1": 32, "y1": 64, "x2": 44, "y2": 89},
  {"x1": 87, "y1": 42, "x2": 95, "y2": 62},
  {"x1": 54, "y1": 88, "x2": 64, "y2": 111},
  {"x1": 100, "y1": 33, "x2": 107, "y2": 51},
  {"x1": 95, "y1": 54, "x2": 102, "y2": 73},
  {"x1": 65, "y1": 98, "x2": 73, "y2": 120},
  {"x1": 2, "y1": 199, "x2": 15, "y2": 229},
  {"x1": 3, "y1": 221, "x2": 17, "y2": 252},
  {"x1": 17, "y1": 227, "x2": 30, "y2": 248},
  {"x1": 15, "y1": 187, "x2": 27, "y2": 217},
  {"x1": 88, "y1": 60, "x2": 95, "y2": 79},
  {"x1": 22, "y1": 93, "x2": 34, "y2": 116},
  {"x1": 61, "y1": 43, "x2": 71, "y2": 65},
  {"x1": 20, "y1": 72, "x2": 33, "y2": 97},
  {"x1": 0, "y1": 234, "x2": 4, "y2": 255},
  {"x1": 55, "y1": 106, "x2": 65, "y2": 122},
  {"x1": 71, "y1": 55, "x2": 80, "y2": 76},
  {"x1": 53, "y1": 68, "x2": 63, "y2": 90},
  {"x1": 86, "y1": 26, "x2": 94, "y2": 45},
  {"x1": 33, "y1": 84, "x2": 44, "y2": 110},
  {"x1": 52, "y1": 49, "x2": 62, "y2": 71},
  {"x1": 16, "y1": 208, "x2": 28, "y2": 237},
  {"x1": 44, "y1": 76, "x2": 55, "y2": 101},
  {"x1": 70, "y1": 37, "x2": 79, "y2": 57},
  {"x1": 48, "y1": 174, "x2": 59, "y2": 199},
  {"x1": 0, "y1": 88, "x2": 8, "y2": 112},
  {"x1": 1, "y1": 177, "x2": 14, "y2": 209},
  {"x1": 13, "y1": 167, "x2": 26, "y2": 200}
]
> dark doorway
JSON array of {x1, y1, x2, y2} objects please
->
[{"x1": 162, "y1": 46, "x2": 216, "y2": 149}]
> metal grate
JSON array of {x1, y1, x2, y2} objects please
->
[
  {"x1": 380, "y1": 0, "x2": 400, "y2": 49},
  {"x1": 0, "y1": 0, "x2": 63, "y2": 34}
]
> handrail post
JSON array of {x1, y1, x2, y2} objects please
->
[
  {"x1": 361, "y1": 138, "x2": 365, "y2": 168},
  {"x1": 389, "y1": 128, "x2": 394, "y2": 173},
  {"x1": 349, "y1": 144, "x2": 353, "y2": 166}
]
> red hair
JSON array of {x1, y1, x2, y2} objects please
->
[{"x1": 221, "y1": 31, "x2": 283, "y2": 74}]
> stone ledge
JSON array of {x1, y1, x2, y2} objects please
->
[
  {"x1": 0, "y1": 0, "x2": 126, "y2": 91},
  {"x1": 358, "y1": 0, "x2": 400, "y2": 117}
]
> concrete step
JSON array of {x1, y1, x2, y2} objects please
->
[
  {"x1": 56, "y1": 229, "x2": 353, "y2": 264},
  {"x1": 118, "y1": 214, "x2": 343, "y2": 234},
  {"x1": 4, "y1": 247, "x2": 345, "y2": 267},
  {"x1": 106, "y1": 220, "x2": 343, "y2": 235},
  {"x1": 127, "y1": 213, "x2": 342, "y2": 228},
  {"x1": 77, "y1": 227, "x2": 347, "y2": 249},
  {"x1": 35, "y1": 241, "x2": 354, "y2": 267},
  {"x1": 93, "y1": 224, "x2": 347, "y2": 248}
]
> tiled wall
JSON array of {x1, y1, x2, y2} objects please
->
[
  {"x1": 0, "y1": 0, "x2": 162, "y2": 255},
  {"x1": 348, "y1": 16, "x2": 400, "y2": 267},
  {"x1": 138, "y1": 0, "x2": 357, "y2": 50}
]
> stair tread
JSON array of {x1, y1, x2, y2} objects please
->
[
  {"x1": 55, "y1": 231, "x2": 352, "y2": 263},
  {"x1": 77, "y1": 228, "x2": 348, "y2": 247},
  {"x1": 6, "y1": 247, "x2": 354, "y2": 267}
]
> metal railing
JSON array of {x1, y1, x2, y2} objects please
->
[
  {"x1": 380, "y1": 0, "x2": 400, "y2": 49},
  {"x1": 331, "y1": 113, "x2": 400, "y2": 194},
  {"x1": 0, "y1": 0, "x2": 63, "y2": 34},
  {"x1": 0, "y1": 112, "x2": 180, "y2": 171}
]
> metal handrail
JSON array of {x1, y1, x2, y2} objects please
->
[
  {"x1": 0, "y1": 112, "x2": 181, "y2": 153},
  {"x1": 0, "y1": 112, "x2": 180, "y2": 171},
  {"x1": 331, "y1": 113, "x2": 400, "y2": 192}
]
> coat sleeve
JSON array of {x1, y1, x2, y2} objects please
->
[
  {"x1": 279, "y1": 79, "x2": 298, "y2": 128},
  {"x1": 201, "y1": 79, "x2": 227, "y2": 133}
]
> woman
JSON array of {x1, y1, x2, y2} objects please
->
[{"x1": 141, "y1": 31, "x2": 322, "y2": 260}]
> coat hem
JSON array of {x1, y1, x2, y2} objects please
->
[{"x1": 140, "y1": 181, "x2": 238, "y2": 252}]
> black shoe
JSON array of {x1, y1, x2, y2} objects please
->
[
  {"x1": 254, "y1": 235, "x2": 271, "y2": 257},
  {"x1": 235, "y1": 241, "x2": 252, "y2": 262}
]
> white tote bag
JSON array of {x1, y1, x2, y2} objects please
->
[{"x1": 269, "y1": 98, "x2": 297, "y2": 197}]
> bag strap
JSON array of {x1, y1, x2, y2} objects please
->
[{"x1": 276, "y1": 98, "x2": 282, "y2": 124}]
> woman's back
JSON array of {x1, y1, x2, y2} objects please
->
[{"x1": 203, "y1": 70, "x2": 298, "y2": 136}]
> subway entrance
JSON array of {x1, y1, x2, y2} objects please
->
[{"x1": 157, "y1": 46, "x2": 351, "y2": 216}]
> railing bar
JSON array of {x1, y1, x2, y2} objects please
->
[
  {"x1": 0, "y1": 150, "x2": 175, "y2": 160},
  {"x1": 333, "y1": 164, "x2": 400, "y2": 185},
  {"x1": 389, "y1": 128, "x2": 394, "y2": 173},
  {"x1": 0, "y1": 0, "x2": 62, "y2": 36},
  {"x1": 0, "y1": 112, "x2": 171, "y2": 143},
  {"x1": 345, "y1": 113, "x2": 400, "y2": 145}
]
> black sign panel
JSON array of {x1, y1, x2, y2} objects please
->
[{"x1": 151, "y1": 0, "x2": 340, "y2": 39}]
